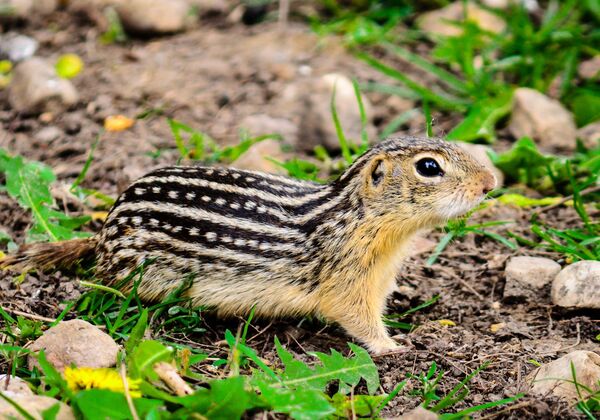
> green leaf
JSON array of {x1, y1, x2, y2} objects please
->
[
  {"x1": 0, "y1": 149, "x2": 90, "y2": 242},
  {"x1": 256, "y1": 381, "x2": 335, "y2": 420},
  {"x1": 125, "y1": 308, "x2": 148, "y2": 357},
  {"x1": 568, "y1": 87, "x2": 600, "y2": 127},
  {"x1": 497, "y1": 193, "x2": 562, "y2": 207},
  {"x1": 129, "y1": 340, "x2": 174, "y2": 381},
  {"x1": 174, "y1": 376, "x2": 255, "y2": 419},
  {"x1": 447, "y1": 92, "x2": 513, "y2": 143},
  {"x1": 331, "y1": 392, "x2": 385, "y2": 418},
  {"x1": 73, "y1": 389, "x2": 162, "y2": 420}
]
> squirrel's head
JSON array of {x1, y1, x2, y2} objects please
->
[{"x1": 338, "y1": 136, "x2": 496, "y2": 228}]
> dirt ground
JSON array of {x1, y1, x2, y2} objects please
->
[{"x1": 0, "y1": 9, "x2": 598, "y2": 419}]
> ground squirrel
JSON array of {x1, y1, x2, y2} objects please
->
[{"x1": 1, "y1": 136, "x2": 496, "y2": 354}]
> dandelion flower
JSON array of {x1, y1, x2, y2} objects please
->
[{"x1": 64, "y1": 367, "x2": 142, "y2": 398}]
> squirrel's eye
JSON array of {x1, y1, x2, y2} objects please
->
[{"x1": 416, "y1": 158, "x2": 443, "y2": 177}]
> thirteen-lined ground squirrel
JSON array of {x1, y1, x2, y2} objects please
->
[{"x1": 1, "y1": 136, "x2": 496, "y2": 353}]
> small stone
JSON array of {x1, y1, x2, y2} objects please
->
[
  {"x1": 296, "y1": 73, "x2": 376, "y2": 152},
  {"x1": 455, "y1": 142, "x2": 504, "y2": 188},
  {"x1": 34, "y1": 126, "x2": 63, "y2": 143},
  {"x1": 577, "y1": 121, "x2": 600, "y2": 150},
  {"x1": 417, "y1": 2, "x2": 506, "y2": 37},
  {"x1": 529, "y1": 351, "x2": 600, "y2": 403},
  {"x1": 399, "y1": 406, "x2": 439, "y2": 420},
  {"x1": 0, "y1": 375, "x2": 33, "y2": 395},
  {"x1": 578, "y1": 56, "x2": 600, "y2": 80},
  {"x1": 0, "y1": 33, "x2": 38, "y2": 62},
  {"x1": 503, "y1": 256, "x2": 561, "y2": 299},
  {"x1": 8, "y1": 58, "x2": 79, "y2": 115},
  {"x1": 508, "y1": 88, "x2": 577, "y2": 152},
  {"x1": 551, "y1": 261, "x2": 600, "y2": 309},
  {"x1": 115, "y1": 0, "x2": 194, "y2": 35},
  {"x1": 233, "y1": 138, "x2": 292, "y2": 174},
  {"x1": 0, "y1": 394, "x2": 74, "y2": 420},
  {"x1": 28, "y1": 319, "x2": 119, "y2": 372}
]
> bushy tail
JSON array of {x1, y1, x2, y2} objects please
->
[{"x1": 0, "y1": 237, "x2": 97, "y2": 272}]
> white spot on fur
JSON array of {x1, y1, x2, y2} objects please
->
[
  {"x1": 149, "y1": 218, "x2": 159, "y2": 226},
  {"x1": 172, "y1": 226, "x2": 182, "y2": 233},
  {"x1": 232, "y1": 173, "x2": 241, "y2": 179},
  {"x1": 221, "y1": 235, "x2": 232, "y2": 243},
  {"x1": 134, "y1": 188, "x2": 145, "y2": 195},
  {"x1": 215, "y1": 198, "x2": 226, "y2": 206},
  {"x1": 168, "y1": 191, "x2": 179, "y2": 199},
  {"x1": 244, "y1": 201, "x2": 256, "y2": 210},
  {"x1": 185, "y1": 192, "x2": 196, "y2": 200},
  {"x1": 189, "y1": 227, "x2": 199, "y2": 236},
  {"x1": 246, "y1": 177, "x2": 256, "y2": 182},
  {"x1": 202, "y1": 195, "x2": 211, "y2": 202},
  {"x1": 131, "y1": 216, "x2": 142, "y2": 225},
  {"x1": 206, "y1": 232, "x2": 217, "y2": 241},
  {"x1": 257, "y1": 205, "x2": 267, "y2": 214},
  {"x1": 234, "y1": 239, "x2": 246, "y2": 246},
  {"x1": 230, "y1": 202, "x2": 240, "y2": 210},
  {"x1": 152, "y1": 186, "x2": 161, "y2": 193}
]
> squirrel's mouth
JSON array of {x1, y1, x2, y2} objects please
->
[{"x1": 435, "y1": 191, "x2": 486, "y2": 220}]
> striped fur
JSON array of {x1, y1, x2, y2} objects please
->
[{"x1": 2, "y1": 136, "x2": 496, "y2": 353}]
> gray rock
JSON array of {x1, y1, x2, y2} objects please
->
[
  {"x1": 115, "y1": 0, "x2": 194, "y2": 35},
  {"x1": 455, "y1": 142, "x2": 504, "y2": 188},
  {"x1": 0, "y1": 394, "x2": 75, "y2": 420},
  {"x1": 294, "y1": 73, "x2": 376, "y2": 152},
  {"x1": 417, "y1": 2, "x2": 505, "y2": 37},
  {"x1": 34, "y1": 126, "x2": 63, "y2": 143},
  {"x1": 504, "y1": 256, "x2": 561, "y2": 298},
  {"x1": 8, "y1": 58, "x2": 79, "y2": 114},
  {"x1": 0, "y1": 33, "x2": 38, "y2": 62},
  {"x1": 0, "y1": 374, "x2": 33, "y2": 396},
  {"x1": 508, "y1": 88, "x2": 577, "y2": 152},
  {"x1": 28, "y1": 319, "x2": 120, "y2": 372},
  {"x1": 529, "y1": 351, "x2": 600, "y2": 403},
  {"x1": 551, "y1": 261, "x2": 600, "y2": 309}
]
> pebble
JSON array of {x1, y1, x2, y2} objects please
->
[
  {"x1": 529, "y1": 351, "x2": 600, "y2": 403},
  {"x1": 503, "y1": 256, "x2": 561, "y2": 299},
  {"x1": 34, "y1": 126, "x2": 63, "y2": 143},
  {"x1": 398, "y1": 406, "x2": 439, "y2": 420},
  {"x1": 0, "y1": 374, "x2": 33, "y2": 396},
  {"x1": 8, "y1": 58, "x2": 79, "y2": 115},
  {"x1": 577, "y1": 121, "x2": 600, "y2": 150},
  {"x1": 233, "y1": 138, "x2": 292, "y2": 174},
  {"x1": 508, "y1": 88, "x2": 577, "y2": 152},
  {"x1": 294, "y1": 73, "x2": 376, "y2": 152},
  {"x1": 115, "y1": 0, "x2": 194, "y2": 35},
  {"x1": 28, "y1": 319, "x2": 120, "y2": 372},
  {"x1": 455, "y1": 142, "x2": 504, "y2": 188},
  {"x1": 0, "y1": 33, "x2": 38, "y2": 62},
  {"x1": 551, "y1": 261, "x2": 600, "y2": 309},
  {"x1": 0, "y1": 394, "x2": 75, "y2": 420},
  {"x1": 417, "y1": 2, "x2": 506, "y2": 37},
  {"x1": 0, "y1": 0, "x2": 58, "y2": 19},
  {"x1": 578, "y1": 56, "x2": 600, "y2": 80}
]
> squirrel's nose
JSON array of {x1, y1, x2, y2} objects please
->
[{"x1": 482, "y1": 172, "x2": 497, "y2": 195}]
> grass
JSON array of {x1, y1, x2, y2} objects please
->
[{"x1": 0, "y1": 1, "x2": 599, "y2": 418}]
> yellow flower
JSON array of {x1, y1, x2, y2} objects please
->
[{"x1": 64, "y1": 367, "x2": 142, "y2": 398}]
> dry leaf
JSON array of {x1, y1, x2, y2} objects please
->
[{"x1": 104, "y1": 115, "x2": 135, "y2": 132}]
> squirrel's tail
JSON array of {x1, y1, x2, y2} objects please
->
[{"x1": 0, "y1": 237, "x2": 97, "y2": 272}]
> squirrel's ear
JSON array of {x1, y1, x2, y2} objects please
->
[{"x1": 366, "y1": 157, "x2": 387, "y2": 190}]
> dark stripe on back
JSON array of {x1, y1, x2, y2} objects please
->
[
  {"x1": 147, "y1": 166, "x2": 322, "y2": 196},
  {"x1": 106, "y1": 209, "x2": 302, "y2": 259}
]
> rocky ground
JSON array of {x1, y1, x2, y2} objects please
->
[{"x1": 0, "y1": 1, "x2": 598, "y2": 419}]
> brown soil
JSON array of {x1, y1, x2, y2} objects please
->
[{"x1": 0, "y1": 9, "x2": 597, "y2": 419}]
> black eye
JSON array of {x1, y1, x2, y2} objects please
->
[{"x1": 416, "y1": 158, "x2": 443, "y2": 177}]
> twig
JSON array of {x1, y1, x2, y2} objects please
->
[
  {"x1": 120, "y1": 362, "x2": 140, "y2": 420},
  {"x1": 534, "y1": 185, "x2": 600, "y2": 215},
  {"x1": 1, "y1": 307, "x2": 56, "y2": 323},
  {"x1": 154, "y1": 362, "x2": 193, "y2": 396}
]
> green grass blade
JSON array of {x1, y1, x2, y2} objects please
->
[
  {"x1": 330, "y1": 81, "x2": 353, "y2": 164},
  {"x1": 383, "y1": 42, "x2": 469, "y2": 94}
]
